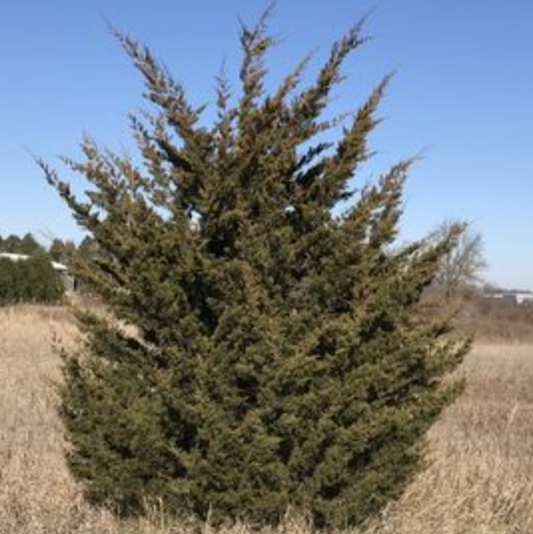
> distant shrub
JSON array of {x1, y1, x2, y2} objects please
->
[{"x1": 0, "y1": 255, "x2": 64, "y2": 306}]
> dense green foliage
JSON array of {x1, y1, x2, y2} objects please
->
[
  {"x1": 0, "y1": 233, "x2": 66, "y2": 305},
  {"x1": 49, "y1": 237, "x2": 76, "y2": 264},
  {"x1": 43, "y1": 9, "x2": 469, "y2": 528},
  {"x1": 0, "y1": 232, "x2": 44, "y2": 255},
  {"x1": 0, "y1": 254, "x2": 64, "y2": 305}
]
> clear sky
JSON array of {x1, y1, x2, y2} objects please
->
[{"x1": 0, "y1": 1, "x2": 531, "y2": 289}]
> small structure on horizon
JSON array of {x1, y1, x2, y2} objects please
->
[{"x1": 482, "y1": 288, "x2": 533, "y2": 306}]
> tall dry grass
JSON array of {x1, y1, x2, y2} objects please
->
[
  {"x1": 358, "y1": 343, "x2": 533, "y2": 534},
  {"x1": 0, "y1": 306, "x2": 117, "y2": 534},
  {"x1": 0, "y1": 305, "x2": 532, "y2": 533}
]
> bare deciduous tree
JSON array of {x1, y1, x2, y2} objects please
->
[{"x1": 433, "y1": 220, "x2": 487, "y2": 298}]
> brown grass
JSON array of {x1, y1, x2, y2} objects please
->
[{"x1": 0, "y1": 305, "x2": 532, "y2": 533}]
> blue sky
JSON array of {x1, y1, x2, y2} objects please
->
[{"x1": 0, "y1": 1, "x2": 531, "y2": 289}]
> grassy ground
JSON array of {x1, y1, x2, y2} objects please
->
[{"x1": 0, "y1": 305, "x2": 532, "y2": 533}]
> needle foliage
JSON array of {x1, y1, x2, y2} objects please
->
[{"x1": 43, "y1": 7, "x2": 468, "y2": 528}]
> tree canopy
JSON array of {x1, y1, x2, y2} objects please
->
[
  {"x1": 0, "y1": 253, "x2": 64, "y2": 305},
  {"x1": 0, "y1": 232, "x2": 44, "y2": 255},
  {"x1": 42, "y1": 7, "x2": 468, "y2": 528}
]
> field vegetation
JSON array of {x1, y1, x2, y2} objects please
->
[{"x1": 1, "y1": 305, "x2": 532, "y2": 534}]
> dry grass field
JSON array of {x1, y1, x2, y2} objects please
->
[{"x1": 1, "y1": 305, "x2": 532, "y2": 534}]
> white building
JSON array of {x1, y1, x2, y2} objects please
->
[
  {"x1": 515, "y1": 293, "x2": 533, "y2": 305},
  {"x1": 483, "y1": 289, "x2": 533, "y2": 306}
]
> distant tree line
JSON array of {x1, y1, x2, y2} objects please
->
[
  {"x1": 0, "y1": 232, "x2": 46, "y2": 255},
  {"x1": 0, "y1": 233, "x2": 65, "y2": 305}
]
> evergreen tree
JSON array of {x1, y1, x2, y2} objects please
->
[
  {"x1": 49, "y1": 237, "x2": 77, "y2": 264},
  {"x1": 42, "y1": 9, "x2": 469, "y2": 528},
  {"x1": 0, "y1": 232, "x2": 44, "y2": 255},
  {"x1": 0, "y1": 254, "x2": 64, "y2": 305},
  {"x1": 77, "y1": 236, "x2": 98, "y2": 261},
  {"x1": 49, "y1": 238, "x2": 67, "y2": 263}
]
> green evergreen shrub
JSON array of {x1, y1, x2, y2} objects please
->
[
  {"x1": 0, "y1": 232, "x2": 44, "y2": 255},
  {"x1": 0, "y1": 254, "x2": 64, "y2": 305},
  {"x1": 42, "y1": 9, "x2": 469, "y2": 528}
]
